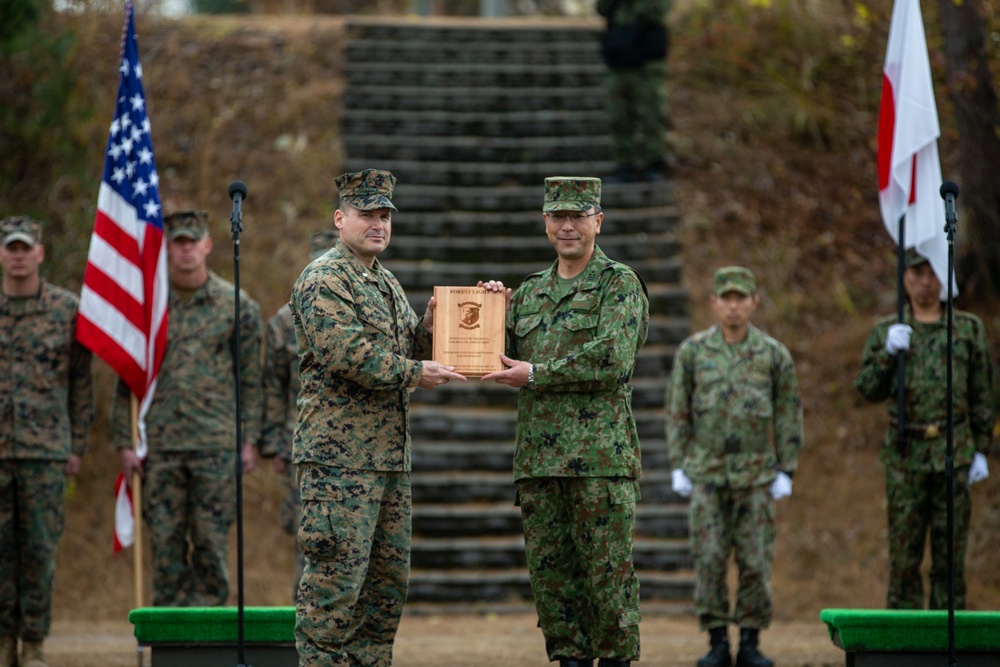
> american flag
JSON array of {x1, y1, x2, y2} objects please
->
[{"x1": 75, "y1": 1, "x2": 168, "y2": 553}]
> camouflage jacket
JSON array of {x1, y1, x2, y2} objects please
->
[
  {"x1": 111, "y1": 271, "x2": 263, "y2": 453},
  {"x1": 261, "y1": 303, "x2": 298, "y2": 461},
  {"x1": 666, "y1": 324, "x2": 803, "y2": 488},
  {"x1": 855, "y1": 307, "x2": 996, "y2": 471},
  {"x1": 507, "y1": 246, "x2": 649, "y2": 481},
  {"x1": 290, "y1": 240, "x2": 431, "y2": 472},
  {"x1": 0, "y1": 281, "x2": 94, "y2": 460}
]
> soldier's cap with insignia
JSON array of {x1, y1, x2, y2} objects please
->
[
  {"x1": 164, "y1": 210, "x2": 209, "y2": 240},
  {"x1": 543, "y1": 177, "x2": 601, "y2": 212},
  {"x1": 714, "y1": 266, "x2": 756, "y2": 296},
  {"x1": 905, "y1": 247, "x2": 930, "y2": 267},
  {"x1": 309, "y1": 229, "x2": 338, "y2": 259},
  {"x1": 335, "y1": 169, "x2": 397, "y2": 212},
  {"x1": 1, "y1": 216, "x2": 42, "y2": 248}
]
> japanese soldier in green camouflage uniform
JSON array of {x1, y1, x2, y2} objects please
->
[
  {"x1": 666, "y1": 267, "x2": 802, "y2": 667},
  {"x1": 482, "y1": 177, "x2": 649, "y2": 667},
  {"x1": 0, "y1": 217, "x2": 94, "y2": 667},
  {"x1": 113, "y1": 209, "x2": 263, "y2": 607},
  {"x1": 290, "y1": 169, "x2": 466, "y2": 667},
  {"x1": 261, "y1": 230, "x2": 337, "y2": 598},
  {"x1": 596, "y1": 0, "x2": 671, "y2": 182},
  {"x1": 855, "y1": 248, "x2": 995, "y2": 610}
]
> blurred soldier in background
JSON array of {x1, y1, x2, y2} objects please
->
[
  {"x1": 261, "y1": 230, "x2": 337, "y2": 597},
  {"x1": 483, "y1": 177, "x2": 649, "y2": 667},
  {"x1": 667, "y1": 266, "x2": 803, "y2": 667},
  {"x1": 597, "y1": 0, "x2": 671, "y2": 183},
  {"x1": 113, "y1": 209, "x2": 263, "y2": 607},
  {"x1": 856, "y1": 248, "x2": 995, "y2": 610},
  {"x1": 0, "y1": 216, "x2": 94, "y2": 667}
]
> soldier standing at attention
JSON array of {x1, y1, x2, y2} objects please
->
[
  {"x1": 666, "y1": 267, "x2": 803, "y2": 667},
  {"x1": 290, "y1": 169, "x2": 468, "y2": 666},
  {"x1": 482, "y1": 177, "x2": 649, "y2": 667},
  {"x1": 855, "y1": 249, "x2": 995, "y2": 610},
  {"x1": 596, "y1": 0, "x2": 671, "y2": 183},
  {"x1": 261, "y1": 230, "x2": 337, "y2": 597},
  {"x1": 0, "y1": 216, "x2": 94, "y2": 667},
  {"x1": 113, "y1": 210, "x2": 263, "y2": 607}
]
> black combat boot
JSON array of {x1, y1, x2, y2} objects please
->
[
  {"x1": 597, "y1": 660, "x2": 630, "y2": 667},
  {"x1": 735, "y1": 628, "x2": 773, "y2": 667},
  {"x1": 558, "y1": 659, "x2": 593, "y2": 667},
  {"x1": 697, "y1": 627, "x2": 732, "y2": 667}
]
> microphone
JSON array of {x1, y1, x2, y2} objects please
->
[
  {"x1": 940, "y1": 180, "x2": 959, "y2": 226},
  {"x1": 229, "y1": 180, "x2": 247, "y2": 231}
]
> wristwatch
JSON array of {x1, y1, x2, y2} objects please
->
[{"x1": 526, "y1": 364, "x2": 536, "y2": 389}]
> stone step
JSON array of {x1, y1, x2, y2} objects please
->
[
  {"x1": 342, "y1": 111, "x2": 608, "y2": 142},
  {"x1": 411, "y1": 469, "x2": 685, "y2": 505},
  {"x1": 386, "y1": 204, "x2": 680, "y2": 236},
  {"x1": 345, "y1": 133, "x2": 611, "y2": 164},
  {"x1": 344, "y1": 62, "x2": 604, "y2": 88},
  {"x1": 382, "y1": 231, "x2": 680, "y2": 263},
  {"x1": 345, "y1": 39, "x2": 603, "y2": 68},
  {"x1": 385, "y1": 258, "x2": 681, "y2": 291},
  {"x1": 410, "y1": 439, "x2": 675, "y2": 473},
  {"x1": 406, "y1": 568, "x2": 695, "y2": 603},
  {"x1": 388, "y1": 182, "x2": 672, "y2": 213},
  {"x1": 345, "y1": 21, "x2": 603, "y2": 45},
  {"x1": 405, "y1": 284, "x2": 689, "y2": 319},
  {"x1": 412, "y1": 503, "x2": 689, "y2": 538},
  {"x1": 343, "y1": 85, "x2": 605, "y2": 113},
  {"x1": 410, "y1": 535, "x2": 693, "y2": 571},
  {"x1": 411, "y1": 374, "x2": 676, "y2": 410}
]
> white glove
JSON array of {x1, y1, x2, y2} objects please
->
[
  {"x1": 885, "y1": 323, "x2": 913, "y2": 355},
  {"x1": 671, "y1": 469, "x2": 693, "y2": 498},
  {"x1": 770, "y1": 471, "x2": 793, "y2": 500},
  {"x1": 968, "y1": 452, "x2": 989, "y2": 485}
]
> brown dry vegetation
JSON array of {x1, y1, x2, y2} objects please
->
[{"x1": 13, "y1": 0, "x2": 1000, "y2": 637}]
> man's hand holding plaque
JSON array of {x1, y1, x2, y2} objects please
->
[{"x1": 432, "y1": 282, "x2": 509, "y2": 377}]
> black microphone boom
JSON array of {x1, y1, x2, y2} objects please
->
[
  {"x1": 229, "y1": 179, "x2": 248, "y2": 202},
  {"x1": 940, "y1": 180, "x2": 959, "y2": 227},
  {"x1": 229, "y1": 180, "x2": 247, "y2": 235}
]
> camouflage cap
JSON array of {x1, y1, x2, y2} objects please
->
[
  {"x1": 164, "y1": 210, "x2": 209, "y2": 241},
  {"x1": 309, "y1": 229, "x2": 338, "y2": 260},
  {"x1": 1, "y1": 215, "x2": 42, "y2": 248},
  {"x1": 543, "y1": 176, "x2": 602, "y2": 212},
  {"x1": 335, "y1": 169, "x2": 397, "y2": 212},
  {"x1": 714, "y1": 266, "x2": 756, "y2": 296},
  {"x1": 904, "y1": 247, "x2": 930, "y2": 267}
]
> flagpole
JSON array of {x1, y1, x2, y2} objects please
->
[
  {"x1": 129, "y1": 393, "x2": 144, "y2": 609},
  {"x1": 895, "y1": 214, "x2": 906, "y2": 450}
]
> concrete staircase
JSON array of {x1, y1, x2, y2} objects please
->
[{"x1": 341, "y1": 19, "x2": 693, "y2": 609}]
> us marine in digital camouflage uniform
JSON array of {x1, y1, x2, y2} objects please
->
[
  {"x1": 290, "y1": 170, "x2": 466, "y2": 667},
  {"x1": 596, "y1": 0, "x2": 671, "y2": 183},
  {"x1": 261, "y1": 230, "x2": 337, "y2": 598},
  {"x1": 855, "y1": 248, "x2": 995, "y2": 610},
  {"x1": 666, "y1": 267, "x2": 802, "y2": 667},
  {"x1": 482, "y1": 177, "x2": 649, "y2": 667},
  {"x1": 113, "y1": 209, "x2": 263, "y2": 607},
  {"x1": 0, "y1": 217, "x2": 94, "y2": 667}
]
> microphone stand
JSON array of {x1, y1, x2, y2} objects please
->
[
  {"x1": 228, "y1": 179, "x2": 249, "y2": 667},
  {"x1": 940, "y1": 180, "x2": 959, "y2": 667}
]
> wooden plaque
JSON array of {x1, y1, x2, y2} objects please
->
[{"x1": 432, "y1": 286, "x2": 506, "y2": 377}]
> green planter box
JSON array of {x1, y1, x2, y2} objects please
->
[
  {"x1": 128, "y1": 606, "x2": 296, "y2": 667},
  {"x1": 820, "y1": 608, "x2": 1000, "y2": 667}
]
